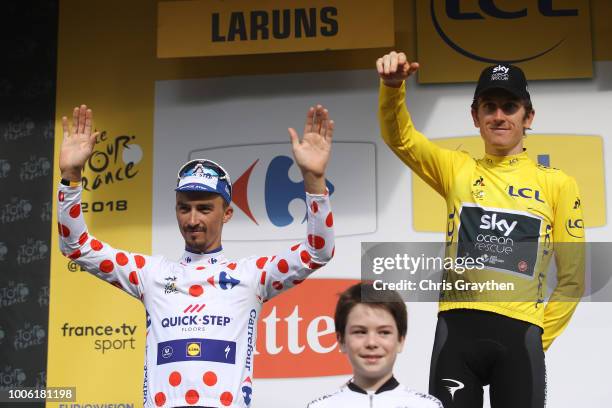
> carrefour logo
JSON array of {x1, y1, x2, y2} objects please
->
[
  {"x1": 234, "y1": 155, "x2": 335, "y2": 227},
  {"x1": 189, "y1": 142, "x2": 376, "y2": 240},
  {"x1": 430, "y1": 0, "x2": 580, "y2": 64}
]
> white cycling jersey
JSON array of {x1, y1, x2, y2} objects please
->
[
  {"x1": 57, "y1": 184, "x2": 334, "y2": 408},
  {"x1": 307, "y1": 377, "x2": 443, "y2": 408}
]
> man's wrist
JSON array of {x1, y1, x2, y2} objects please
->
[
  {"x1": 60, "y1": 169, "x2": 82, "y2": 183},
  {"x1": 382, "y1": 79, "x2": 404, "y2": 88},
  {"x1": 303, "y1": 173, "x2": 326, "y2": 195}
]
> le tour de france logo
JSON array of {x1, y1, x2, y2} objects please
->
[
  {"x1": 430, "y1": 0, "x2": 580, "y2": 63},
  {"x1": 82, "y1": 131, "x2": 143, "y2": 191}
]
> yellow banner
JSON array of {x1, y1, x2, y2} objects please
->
[
  {"x1": 416, "y1": 0, "x2": 593, "y2": 83},
  {"x1": 412, "y1": 135, "x2": 605, "y2": 232},
  {"x1": 157, "y1": 0, "x2": 394, "y2": 58}
]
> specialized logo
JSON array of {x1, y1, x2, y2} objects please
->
[
  {"x1": 508, "y1": 186, "x2": 545, "y2": 203},
  {"x1": 430, "y1": 0, "x2": 578, "y2": 64},
  {"x1": 187, "y1": 142, "x2": 376, "y2": 240},
  {"x1": 442, "y1": 378, "x2": 464, "y2": 400}
]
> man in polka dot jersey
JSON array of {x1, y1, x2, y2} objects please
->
[{"x1": 57, "y1": 104, "x2": 336, "y2": 407}]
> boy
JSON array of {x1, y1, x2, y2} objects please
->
[{"x1": 307, "y1": 282, "x2": 442, "y2": 407}]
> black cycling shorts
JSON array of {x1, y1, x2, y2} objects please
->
[{"x1": 429, "y1": 309, "x2": 546, "y2": 408}]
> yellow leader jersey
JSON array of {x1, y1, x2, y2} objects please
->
[{"x1": 379, "y1": 82, "x2": 585, "y2": 350}]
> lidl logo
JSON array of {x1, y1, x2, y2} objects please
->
[
  {"x1": 412, "y1": 135, "x2": 605, "y2": 232},
  {"x1": 186, "y1": 342, "x2": 201, "y2": 357},
  {"x1": 417, "y1": 0, "x2": 592, "y2": 83},
  {"x1": 189, "y1": 142, "x2": 376, "y2": 240}
]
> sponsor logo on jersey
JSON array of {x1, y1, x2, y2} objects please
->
[
  {"x1": 241, "y1": 376, "x2": 253, "y2": 406},
  {"x1": 566, "y1": 218, "x2": 584, "y2": 238},
  {"x1": 508, "y1": 185, "x2": 545, "y2": 203},
  {"x1": 163, "y1": 276, "x2": 178, "y2": 294},
  {"x1": 157, "y1": 338, "x2": 236, "y2": 365},
  {"x1": 186, "y1": 342, "x2": 201, "y2": 357},
  {"x1": 458, "y1": 205, "x2": 541, "y2": 277},
  {"x1": 188, "y1": 142, "x2": 376, "y2": 240},
  {"x1": 160, "y1": 314, "x2": 233, "y2": 332}
]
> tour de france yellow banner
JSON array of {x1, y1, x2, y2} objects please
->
[
  {"x1": 416, "y1": 0, "x2": 593, "y2": 83},
  {"x1": 157, "y1": 0, "x2": 394, "y2": 57},
  {"x1": 412, "y1": 135, "x2": 605, "y2": 232}
]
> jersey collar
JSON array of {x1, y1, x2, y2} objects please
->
[
  {"x1": 180, "y1": 246, "x2": 227, "y2": 266},
  {"x1": 481, "y1": 149, "x2": 531, "y2": 171},
  {"x1": 347, "y1": 376, "x2": 400, "y2": 395}
]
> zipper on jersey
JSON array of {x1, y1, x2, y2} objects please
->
[{"x1": 370, "y1": 393, "x2": 373, "y2": 408}]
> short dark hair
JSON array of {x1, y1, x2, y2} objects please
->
[{"x1": 334, "y1": 282, "x2": 407, "y2": 342}]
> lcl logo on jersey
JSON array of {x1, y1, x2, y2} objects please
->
[
  {"x1": 189, "y1": 142, "x2": 376, "y2": 240},
  {"x1": 508, "y1": 186, "x2": 545, "y2": 203},
  {"x1": 430, "y1": 0, "x2": 579, "y2": 64}
]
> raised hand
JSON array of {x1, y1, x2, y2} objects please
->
[
  {"x1": 376, "y1": 51, "x2": 420, "y2": 88},
  {"x1": 288, "y1": 105, "x2": 334, "y2": 194},
  {"x1": 59, "y1": 105, "x2": 99, "y2": 181}
]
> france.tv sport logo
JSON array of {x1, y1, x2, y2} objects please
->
[{"x1": 189, "y1": 142, "x2": 376, "y2": 240}]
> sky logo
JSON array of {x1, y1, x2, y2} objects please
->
[{"x1": 189, "y1": 142, "x2": 376, "y2": 240}]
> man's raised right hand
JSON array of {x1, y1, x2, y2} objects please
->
[
  {"x1": 60, "y1": 105, "x2": 99, "y2": 181},
  {"x1": 376, "y1": 51, "x2": 420, "y2": 88}
]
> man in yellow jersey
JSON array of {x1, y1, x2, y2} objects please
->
[{"x1": 376, "y1": 51, "x2": 585, "y2": 408}]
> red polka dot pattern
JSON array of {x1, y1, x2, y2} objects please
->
[
  {"x1": 293, "y1": 279, "x2": 304, "y2": 285},
  {"x1": 311, "y1": 201, "x2": 319, "y2": 213},
  {"x1": 260, "y1": 271, "x2": 266, "y2": 285},
  {"x1": 290, "y1": 243, "x2": 300, "y2": 251},
  {"x1": 169, "y1": 371, "x2": 181, "y2": 387},
  {"x1": 256, "y1": 257, "x2": 267, "y2": 269},
  {"x1": 196, "y1": 266, "x2": 206, "y2": 270},
  {"x1": 185, "y1": 389, "x2": 199, "y2": 405},
  {"x1": 58, "y1": 191, "x2": 65, "y2": 202},
  {"x1": 154, "y1": 392, "x2": 166, "y2": 407},
  {"x1": 326, "y1": 212, "x2": 334, "y2": 227},
  {"x1": 309, "y1": 262, "x2": 323, "y2": 270},
  {"x1": 135, "y1": 255, "x2": 146, "y2": 268},
  {"x1": 227, "y1": 262, "x2": 237, "y2": 270},
  {"x1": 100, "y1": 260, "x2": 114, "y2": 273},
  {"x1": 69, "y1": 204, "x2": 81, "y2": 218},
  {"x1": 116, "y1": 252, "x2": 129, "y2": 266},
  {"x1": 203, "y1": 371, "x2": 217, "y2": 386},
  {"x1": 308, "y1": 235, "x2": 325, "y2": 249},
  {"x1": 300, "y1": 251, "x2": 311, "y2": 264},
  {"x1": 78, "y1": 232, "x2": 88, "y2": 246},
  {"x1": 220, "y1": 392, "x2": 233, "y2": 406},
  {"x1": 129, "y1": 271, "x2": 139, "y2": 285},
  {"x1": 272, "y1": 281, "x2": 283, "y2": 290},
  {"x1": 277, "y1": 259, "x2": 289, "y2": 274},
  {"x1": 332, "y1": 246, "x2": 335, "y2": 257},
  {"x1": 68, "y1": 250, "x2": 81, "y2": 260},
  {"x1": 90, "y1": 240, "x2": 103, "y2": 251},
  {"x1": 189, "y1": 285, "x2": 203, "y2": 297},
  {"x1": 58, "y1": 223, "x2": 70, "y2": 237}
]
